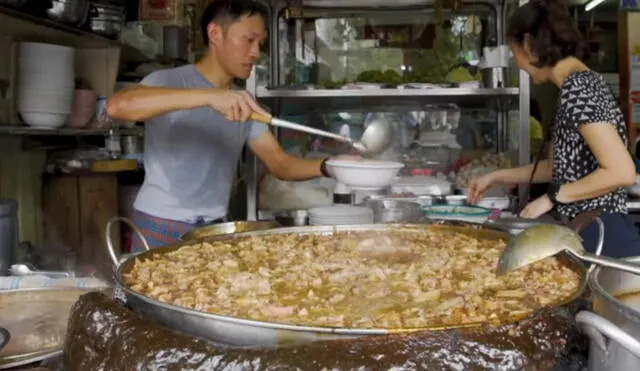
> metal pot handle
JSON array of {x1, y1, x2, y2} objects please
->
[
  {"x1": 588, "y1": 217, "x2": 605, "y2": 273},
  {"x1": 0, "y1": 326, "x2": 10, "y2": 352},
  {"x1": 575, "y1": 311, "x2": 640, "y2": 359},
  {"x1": 105, "y1": 216, "x2": 149, "y2": 268}
]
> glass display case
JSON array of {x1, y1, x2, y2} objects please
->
[{"x1": 246, "y1": 0, "x2": 530, "y2": 220}]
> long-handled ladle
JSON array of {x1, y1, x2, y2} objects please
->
[{"x1": 496, "y1": 223, "x2": 640, "y2": 276}]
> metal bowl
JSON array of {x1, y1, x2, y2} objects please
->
[
  {"x1": 47, "y1": 0, "x2": 88, "y2": 26},
  {"x1": 274, "y1": 209, "x2": 308, "y2": 226},
  {"x1": 89, "y1": 18, "x2": 122, "y2": 39},
  {"x1": 180, "y1": 221, "x2": 279, "y2": 241}
]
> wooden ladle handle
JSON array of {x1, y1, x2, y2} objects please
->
[{"x1": 250, "y1": 112, "x2": 273, "y2": 124}]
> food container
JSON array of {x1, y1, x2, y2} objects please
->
[
  {"x1": 179, "y1": 221, "x2": 279, "y2": 241},
  {"x1": 477, "y1": 196, "x2": 511, "y2": 210},
  {"x1": 390, "y1": 176, "x2": 453, "y2": 196},
  {"x1": 423, "y1": 205, "x2": 492, "y2": 223},
  {"x1": 365, "y1": 199, "x2": 424, "y2": 223},
  {"x1": 106, "y1": 218, "x2": 587, "y2": 347},
  {"x1": 363, "y1": 195, "x2": 435, "y2": 207},
  {"x1": 274, "y1": 210, "x2": 308, "y2": 226},
  {"x1": 444, "y1": 195, "x2": 466, "y2": 205},
  {"x1": 577, "y1": 257, "x2": 640, "y2": 371}
]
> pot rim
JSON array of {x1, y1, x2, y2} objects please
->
[
  {"x1": 113, "y1": 222, "x2": 588, "y2": 334},
  {"x1": 588, "y1": 256, "x2": 640, "y2": 322}
]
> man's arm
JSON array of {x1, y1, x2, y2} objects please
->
[
  {"x1": 249, "y1": 131, "x2": 324, "y2": 181},
  {"x1": 107, "y1": 86, "x2": 214, "y2": 122},
  {"x1": 107, "y1": 69, "x2": 268, "y2": 123},
  {"x1": 556, "y1": 123, "x2": 636, "y2": 203}
]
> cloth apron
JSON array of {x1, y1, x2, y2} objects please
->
[{"x1": 131, "y1": 210, "x2": 223, "y2": 253}]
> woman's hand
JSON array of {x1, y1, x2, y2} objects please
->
[
  {"x1": 467, "y1": 173, "x2": 496, "y2": 204},
  {"x1": 520, "y1": 195, "x2": 554, "y2": 219}
]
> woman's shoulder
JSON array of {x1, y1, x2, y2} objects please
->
[
  {"x1": 559, "y1": 70, "x2": 622, "y2": 124},
  {"x1": 560, "y1": 70, "x2": 613, "y2": 99}
]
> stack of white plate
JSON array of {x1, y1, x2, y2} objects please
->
[
  {"x1": 17, "y1": 42, "x2": 76, "y2": 128},
  {"x1": 308, "y1": 205, "x2": 374, "y2": 226}
]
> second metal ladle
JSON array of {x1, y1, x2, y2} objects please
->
[{"x1": 496, "y1": 223, "x2": 640, "y2": 276}]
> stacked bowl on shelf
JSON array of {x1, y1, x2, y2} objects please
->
[
  {"x1": 68, "y1": 89, "x2": 97, "y2": 128},
  {"x1": 17, "y1": 42, "x2": 76, "y2": 128}
]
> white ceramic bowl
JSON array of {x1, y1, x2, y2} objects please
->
[
  {"x1": 18, "y1": 42, "x2": 75, "y2": 64},
  {"x1": 18, "y1": 89, "x2": 74, "y2": 114},
  {"x1": 325, "y1": 160, "x2": 405, "y2": 190},
  {"x1": 20, "y1": 112, "x2": 68, "y2": 128},
  {"x1": 422, "y1": 205, "x2": 492, "y2": 224}
]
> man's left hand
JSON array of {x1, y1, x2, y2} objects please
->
[{"x1": 520, "y1": 195, "x2": 554, "y2": 219}]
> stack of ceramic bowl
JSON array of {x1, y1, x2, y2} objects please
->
[
  {"x1": 308, "y1": 205, "x2": 374, "y2": 226},
  {"x1": 17, "y1": 42, "x2": 75, "y2": 128},
  {"x1": 68, "y1": 89, "x2": 97, "y2": 128}
]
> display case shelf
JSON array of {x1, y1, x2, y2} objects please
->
[
  {"x1": 257, "y1": 87, "x2": 519, "y2": 113},
  {"x1": 0, "y1": 125, "x2": 143, "y2": 136}
]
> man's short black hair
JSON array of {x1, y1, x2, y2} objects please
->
[{"x1": 200, "y1": 0, "x2": 267, "y2": 45}]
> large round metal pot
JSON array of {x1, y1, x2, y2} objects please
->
[
  {"x1": 106, "y1": 218, "x2": 587, "y2": 347},
  {"x1": 179, "y1": 220, "x2": 279, "y2": 241},
  {"x1": 575, "y1": 257, "x2": 640, "y2": 371}
]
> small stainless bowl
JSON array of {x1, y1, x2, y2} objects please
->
[{"x1": 274, "y1": 210, "x2": 308, "y2": 226}]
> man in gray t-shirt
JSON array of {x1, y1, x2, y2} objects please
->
[{"x1": 108, "y1": 0, "x2": 342, "y2": 251}]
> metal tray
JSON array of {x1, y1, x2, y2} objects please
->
[
  {"x1": 0, "y1": 287, "x2": 107, "y2": 369},
  {"x1": 108, "y1": 219, "x2": 587, "y2": 346}
]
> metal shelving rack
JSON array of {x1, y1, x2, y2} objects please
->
[{"x1": 244, "y1": 0, "x2": 530, "y2": 220}]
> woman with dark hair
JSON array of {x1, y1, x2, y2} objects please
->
[{"x1": 469, "y1": 0, "x2": 640, "y2": 257}]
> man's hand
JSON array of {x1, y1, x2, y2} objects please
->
[
  {"x1": 324, "y1": 155, "x2": 362, "y2": 178},
  {"x1": 209, "y1": 89, "x2": 270, "y2": 122}
]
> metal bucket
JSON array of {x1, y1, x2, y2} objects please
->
[{"x1": 577, "y1": 256, "x2": 640, "y2": 371}]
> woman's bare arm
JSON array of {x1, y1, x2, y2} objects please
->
[{"x1": 556, "y1": 123, "x2": 635, "y2": 203}]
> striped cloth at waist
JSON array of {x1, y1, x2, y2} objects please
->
[{"x1": 131, "y1": 210, "x2": 223, "y2": 253}]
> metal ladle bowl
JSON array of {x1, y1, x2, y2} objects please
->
[
  {"x1": 250, "y1": 113, "x2": 393, "y2": 157},
  {"x1": 358, "y1": 116, "x2": 394, "y2": 156},
  {"x1": 497, "y1": 223, "x2": 640, "y2": 276}
]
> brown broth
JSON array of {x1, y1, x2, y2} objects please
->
[{"x1": 615, "y1": 291, "x2": 640, "y2": 312}]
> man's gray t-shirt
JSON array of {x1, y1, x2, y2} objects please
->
[{"x1": 133, "y1": 64, "x2": 268, "y2": 222}]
